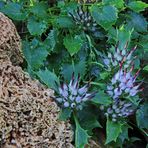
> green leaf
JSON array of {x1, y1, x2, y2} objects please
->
[
  {"x1": 74, "y1": 114, "x2": 90, "y2": 148},
  {"x1": 30, "y1": 2, "x2": 48, "y2": 18},
  {"x1": 91, "y1": 5, "x2": 118, "y2": 30},
  {"x1": 61, "y1": 60, "x2": 86, "y2": 82},
  {"x1": 56, "y1": 16, "x2": 74, "y2": 28},
  {"x1": 102, "y1": 0, "x2": 124, "y2": 9},
  {"x1": 44, "y1": 29, "x2": 58, "y2": 52},
  {"x1": 117, "y1": 26, "x2": 133, "y2": 49},
  {"x1": 100, "y1": 72, "x2": 110, "y2": 80},
  {"x1": 23, "y1": 40, "x2": 49, "y2": 69},
  {"x1": 128, "y1": 1, "x2": 148, "y2": 12},
  {"x1": 127, "y1": 12, "x2": 147, "y2": 33},
  {"x1": 59, "y1": 108, "x2": 72, "y2": 121},
  {"x1": 36, "y1": 68, "x2": 59, "y2": 90},
  {"x1": 1, "y1": 2, "x2": 27, "y2": 20},
  {"x1": 64, "y1": 35, "x2": 83, "y2": 56},
  {"x1": 136, "y1": 103, "x2": 148, "y2": 129},
  {"x1": 143, "y1": 65, "x2": 148, "y2": 71},
  {"x1": 91, "y1": 91, "x2": 112, "y2": 106},
  {"x1": 105, "y1": 118, "x2": 123, "y2": 144},
  {"x1": 27, "y1": 16, "x2": 48, "y2": 36}
]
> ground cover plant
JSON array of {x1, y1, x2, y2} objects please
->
[{"x1": 0, "y1": 0, "x2": 148, "y2": 147}]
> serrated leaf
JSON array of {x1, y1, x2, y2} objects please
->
[
  {"x1": 136, "y1": 103, "x2": 148, "y2": 129},
  {"x1": 128, "y1": 12, "x2": 147, "y2": 33},
  {"x1": 59, "y1": 108, "x2": 72, "y2": 121},
  {"x1": 128, "y1": 1, "x2": 148, "y2": 12},
  {"x1": 56, "y1": 16, "x2": 74, "y2": 28},
  {"x1": 74, "y1": 114, "x2": 90, "y2": 148},
  {"x1": 91, "y1": 5, "x2": 118, "y2": 30},
  {"x1": 102, "y1": 0, "x2": 124, "y2": 9},
  {"x1": 91, "y1": 91, "x2": 112, "y2": 106},
  {"x1": 36, "y1": 68, "x2": 59, "y2": 90},
  {"x1": 44, "y1": 29, "x2": 58, "y2": 52},
  {"x1": 27, "y1": 16, "x2": 48, "y2": 36},
  {"x1": 143, "y1": 65, "x2": 148, "y2": 71},
  {"x1": 30, "y1": 2, "x2": 48, "y2": 18},
  {"x1": 105, "y1": 118, "x2": 123, "y2": 144},
  {"x1": 1, "y1": 2, "x2": 27, "y2": 20},
  {"x1": 64, "y1": 35, "x2": 83, "y2": 56},
  {"x1": 61, "y1": 60, "x2": 86, "y2": 82},
  {"x1": 78, "y1": 108, "x2": 102, "y2": 134},
  {"x1": 23, "y1": 40, "x2": 49, "y2": 69}
]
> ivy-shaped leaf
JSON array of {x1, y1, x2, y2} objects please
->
[
  {"x1": 128, "y1": 1, "x2": 148, "y2": 13},
  {"x1": 30, "y1": 2, "x2": 48, "y2": 19},
  {"x1": 23, "y1": 40, "x2": 49, "y2": 70},
  {"x1": 27, "y1": 16, "x2": 48, "y2": 36},
  {"x1": 74, "y1": 113, "x2": 90, "y2": 148},
  {"x1": 61, "y1": 60, "x2": 86, "y2": 82},
  {"x1": 102, "y1": 0, "x2": 124, "y2": 9},
  {"x1": 105, "y1": 118, "x2": 123, "y2": 144},
  {"x1": 1, "y1": 2, "x2": 27, "y2": 20},
  {"x1": 91, "y1": 5, "x2": 118, "y2": 30},
  {"x1": 36, "y1": 68, "x2": 59, "y2": 91},
  {"x1": 64, "y1": 35, "x2": 83, "y2": 56}
]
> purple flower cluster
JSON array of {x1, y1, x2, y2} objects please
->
[
  {"x1": 100, "y1": 100, "x2": 135, "y2": 122},
  {"x1": 103, "y1": 43, "x2": 137, "y2": 69},
  {"x1": 56, "y1": 73, "x2": 96, "y2": 110},
  {"x1": 69, "y1": 6, "x2": 98, "y2": 32},
  {"x1": 107, "y1": 67, "x2": 142, "y2": 100}
]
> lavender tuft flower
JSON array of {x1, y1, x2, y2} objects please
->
[
  {"x1": 103, "y1": 43, "x2": 137, "y2": 69},
  {"x1": 56, "y1": 73, "x2": 96, "y2": 110}
]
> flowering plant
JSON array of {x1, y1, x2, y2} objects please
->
[{"x1": 1, "y1": 0, "x2": 147, "y2": 147}]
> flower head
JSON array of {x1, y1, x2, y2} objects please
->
[
  {"x1": 103, "y1": 43, "x2": 137, "y2": 69},
  {"x1": 56, "y1": 73, "x2": 96, "y2": 110},
  {"x1": 69, "y1": 6, "x2": 98, "y2": 33},
  {"x1": 100, "y1": 100, "x2": 135, "y2": 122},
  {"x1": 107, "y1": 66, "x2": 142, "y2": 100}
]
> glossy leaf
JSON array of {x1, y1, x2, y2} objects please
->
[
  {"x1": 91, "y1": 5, "x2": 118, "y2": 30},
  {"x1": 105, "y1": 118, "x2": 123, "y2": 144},
  {"x1": 102, "y1": 0, "x2": 124, "y2": 9}
]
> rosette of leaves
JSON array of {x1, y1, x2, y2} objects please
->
[{"x1": 68, "y1": 5, "x2": 98, "y2": 33}]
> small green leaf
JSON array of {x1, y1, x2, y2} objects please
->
[
  {"x1": 100, "y1": 72, "x2": 110, "y2": 80},
  {"x1": 64, "y1": 35, "x2": 83, "y2": 56},
  {"x1": 23, "y1": 40, "x2": 49, "y2": 69},
  {"x1": 1, "y1": 2, "x2": 27, "y2": 20},
  {"x1": 36, "y1": 68, "x2": 59, "y2": 90},
  {"x1": 91, "y1": 5, "x2": 118, "y2": 30},
  {"x1": 74, "y1": 114, "x2": 90, "y2": 148},
  {"x1": 102, "y1": 0, "x2": 124, "y2": 9},
  {"x1": 30, "y1": 2, "x2": 48, "y2": 18},
  {"x1": 105, "y1": 118, "x2": 123, "y2": 144},
  {"x1": 56, "y1": 16, "x2": 74, "y2": 28},
  {"x1": 128, "y1": 1, "x2": 148, "y2": 12},
  {"x1": 91, "y1": 91, "x2": 112, "y2": 106},
  {"x1": 59, "y1": 108, "x2": 72, "y2": 121},
  {"x1": 61, "y1": 60, "x2": 86, "y2": 82},
  {"x1": 136, "y1": 103, "x2": 148, "y2": 129},
  {"x1": 143, "y1": 65, "x2": 148, "y2": 71},
  {"x1": 27, "y1": 16, "x2": 48, "y2": 36},
  {"x1": 128, "y1": 12, "x2": 147, "y2": 33}
]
